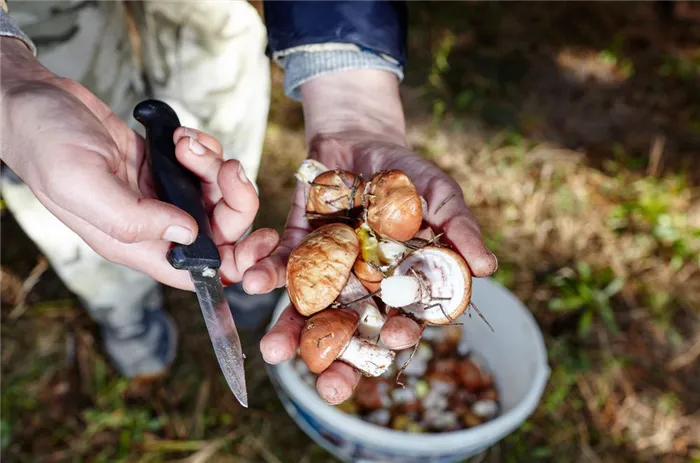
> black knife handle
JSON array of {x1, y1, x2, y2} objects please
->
[{"x1": 133, "y1": 99, "x2": 221, "y2": 271}]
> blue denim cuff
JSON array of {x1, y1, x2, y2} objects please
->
[
  {"x1": 0, "y1": 8, "x2": 36, "y2": 55},
  {"x1": 277, "y1": 47, "x2": 404, "y2": 101}
]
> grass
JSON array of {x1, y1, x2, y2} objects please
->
[{"x1": 3, "y1": 2, "x2": 700, "y2": 462}]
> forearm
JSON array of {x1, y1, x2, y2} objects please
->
[
  {"x1": 263, "y1": 0, "x2": 408, "y2": 148},
  {"x1": 300, "y1": 69, "x2": 406, "y2": 148}
]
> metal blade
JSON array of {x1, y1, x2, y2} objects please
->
[{"x1": 190, "y1": 269, "x2": 248, "y2": 408}]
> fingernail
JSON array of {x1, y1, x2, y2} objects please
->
[
  {"x1": 189, "y1": 137, "x2": 206, "y2": 155},
  {"x1": 491, "y1": 253, "x2": 499, "y2": 271},
  {"x1": 163, "y1": 225, "x2": 194, "y2": 245},
  {"x1": 237, "y1": 162, "x2": 249, "y2": 184}
]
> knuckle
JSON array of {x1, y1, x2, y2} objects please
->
[{"x1": 107, "y1": 220, "x2": 144, "y2": 243}]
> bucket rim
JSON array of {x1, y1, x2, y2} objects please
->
[{"x1": 268, "y1": 277, "x2": 551, "y2": 452}]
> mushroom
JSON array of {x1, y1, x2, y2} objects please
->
[
  {"x1": 457, "y1": 358, "x2": 483, "y2": 392},
  {"x1": 379, "y1": 246, "x2": 472, "y2": 325},
  {"x1": 353, "y1": 258, "x2": 383, "y2": 293},
  {"x1": 354, "y1": 378, "x2": 392, "y2": 410},
  {"x1": 299, "y1": 309, "x2": 395, "y2": 376},
  {"x1": 337, "y1": 274, "x2": 386, "y2": 342},
  {"x1": 364, "y1": 170, "x2": 423, "y2": 242},
  {"x1": 377, "y1": 239, "x2": 407, "y2": 267},
  {"x1": 306, "y1": 170, "x2": 365, "y2": 215},
  {"x1": 295, "y1": 159, "x2": 329, "y2": 184},
  {"x1": 472, "y1": 400, "x2": 498, "y2": 419},
  {"x1": 286, "y1": 223, "x2": 359, "y2": 316}
]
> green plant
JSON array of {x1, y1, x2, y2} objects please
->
[{"x1": 547, "y1": 263, "x2": 625, "y2": 337}]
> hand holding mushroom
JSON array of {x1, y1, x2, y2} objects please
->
[{"x1": 252, "y1": 126, "x2": 497, "y2": 405}]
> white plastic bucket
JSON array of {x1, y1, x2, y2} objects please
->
[{"x1": 266, "y1": 277, "x2": 550, "y2": 463}]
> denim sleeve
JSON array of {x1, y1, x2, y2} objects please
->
[
  {"x1": 278, "y1": 49, "x2": 404, "y2": 101},
  {"x1": 263, "y1": 0, "x2": 407, "y2": 101},
  {"x1": 0, "y1": 3, "x2": 37, "y2": 55}
]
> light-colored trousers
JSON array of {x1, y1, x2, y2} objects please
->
[{"x1": 2, "y1": 1, "x2": 270, "y2": 331}]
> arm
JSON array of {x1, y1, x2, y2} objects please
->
[
  {"x1": 257, "y1": 1, "x2": 498, "y2": 405},
  {"x1": 0, "y1": 8, "x2": 277, "y2": 291}
]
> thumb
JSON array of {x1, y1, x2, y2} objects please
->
[{"x1": 48, "y1": 166, "x2": 198, "y2": 245}]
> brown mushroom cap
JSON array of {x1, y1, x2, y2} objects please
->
[
  {"x1": 307, "y1": 170, "x2": 365, "y2": 215},
  {"x1": 287, "y1": 223, "x2": 360, "y2": 316},
  {"x1": 353, "y1": 258, "x2": 383, "y2": 293},
  {"x1": 300, "y1": 309, "x2": 360, "y2": 374},
  {"x1": 365, "y1": 170, "x2": 423, "y2": 242},
  {"x1": 388, "y1": 246, "x2": 472, "y2": 325}
]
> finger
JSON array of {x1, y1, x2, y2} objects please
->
[
  {"x1": 40, "y1": 199, "x2": 197, "y2": 290},
  {"x1": 209, "y1": 160, "x2": 260, "y2": 244},
  {"x1": 442, "y1": 215, "x2": 498, "y2": 277},
  {"x1": 217, "y1": 228, "x2": 279, "y2": 285},
  {"x1": 420, "y1": 176, "x2": 498, "y2": 278},
  {"x1": 47, "y1": 161, "x2": 198, "y2": 246},
  {"x1": 316, "y1": 362, "x2": 361, "y2": 405},
  {"x1": 174, "y1": 135, "x2": 224, "y2": 209},
  {"x1": 244, "y1": 182, "x2": 312, "y2": 294},
  {"x1": 174, "y1": 136, "x2": 224, "y2": 185},
  {"x1": 380, "y1": 311, "x2": 422, "y2": 350},
  {"x1": 260, "y1": 304, "x2": 305, "y2": 364},
  {"x1": 174, "y1": 126, "x2": 223, "y2": 155}
]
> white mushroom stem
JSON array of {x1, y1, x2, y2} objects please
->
[
  {"x1": 378, "y1": 240, "x2": 407, "y2": 266},
  {"x1": 379, "y1": 275, "x2": 425, "y2": 307},
  {"x1": 472, "y1": 400, "x2": 498, "y2": 419},
  {"x1": 338, "y1": 274, "x2": 385, "y2": 342},
  {"x1": 295, "y1": 159, "x2": 329, "y2": 183},
  {"x1": 338, "y1": 337, "x2": 396, "y2": 377},
  {"x1": 378, "y1": 247, "x2": 471, "y2": 325}
]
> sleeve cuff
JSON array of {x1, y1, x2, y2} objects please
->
[
  {"x1": 278, "y1": 48, "x2": 404, "y2": 101},
  {"x1": 0, "y1": 8, "x2": 37, "y2": 55}
]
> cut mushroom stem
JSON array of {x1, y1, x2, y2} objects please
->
[
  {"x1": 300, "y1": 309, "x2": 395, "y2": 376},
  {"x1": 295, "y1": 159, "x2": 329, "y2": 183},
  {"x1": 378, "y1": 246, "x2": 473, "y2": 325},
  {"x1": 338, "y1": 274, "x2": 385, "y2": 342},
  {"x1": 380, "y1": 275, "x2": 423, "y2": 307},
  {"x1": 339, "y1": 337, "x2": 395, "y2": 377}
]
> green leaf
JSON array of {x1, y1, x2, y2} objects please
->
[
  {"x1": 604, "y1": 277, "x2": 625, "y2": 297},
  {"x1": 549, "y1": 296, "x2": 585, "y2": 312},
  {"x1": 578, "y1": 309, "x2": 594, "y2": 338},
  {"x1": 598, "y1": 304, "x2": 619, "y2": 334},
  {"x1": 577, "y1": 262, "x2": 592, "y2": 281}
]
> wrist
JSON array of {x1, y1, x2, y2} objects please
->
[
  {"x1": 300, "y1": 69, "x2": 407, "y2": 148},
  {"x1": 0, "y1": 37, "x2": 54, "y2": 97}
]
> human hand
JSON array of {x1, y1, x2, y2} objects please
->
[
  {"x1": 0, "y1": 38, "x2": 278, "y2": 291},
  {"x1": 250, "y1": 69, "x2": 498, "y2": 404}
]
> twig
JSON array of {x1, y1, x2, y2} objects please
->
[
  {"x1": 166, "y1": 432, "x2": 237, "y2": 463},
  {"x1": 468, "y1": 301, "x2": 495, "y2": 333},
  {"x1": 435, "y1": 193, "x2": 456, "y2": 214},
  {"x1": 9, "y1": 256, "x2": 49, "y2": 320},
  {"x1": 395, "y1": 324, "x2": 426, "y2": 387},
  {"x1": 193, "y1": 378, "x2": 211, "y2": 439},
  {"x1": 647, "y1": 135, "x2": 665, "y2": 177},
  {"x1": 669, "y1": 333, "x2": 700, "y2": 371},
  {"x1": 336, "y1": 289, "x2": 381, "y2": 307}
]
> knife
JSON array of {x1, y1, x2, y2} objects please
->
[{"x1": 133, "y1": 99, "x2": 248, "y2": 408}]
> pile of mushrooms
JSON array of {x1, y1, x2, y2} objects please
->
[
  {"x1": 292, "y1": 326, "x2": 501, "y2": 433},
  {"x1": 287, "y1": 160, "x2": 484, "y2": 383}
]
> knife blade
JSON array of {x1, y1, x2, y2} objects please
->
[{"x1": 133, "y1": 99, "x2": 248, "y2": 408}]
